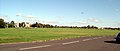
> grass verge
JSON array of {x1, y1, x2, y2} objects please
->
[{"x1": 0, "y1": 28, "x2": 119, "y2": 43}]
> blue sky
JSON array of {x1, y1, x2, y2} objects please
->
[{"x1": 0, "y1": 0, "x2": 120, "y2": 27}]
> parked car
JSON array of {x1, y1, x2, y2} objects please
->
[{"x1": 115, "y1": 32, "x2": 120, "y2": 43}]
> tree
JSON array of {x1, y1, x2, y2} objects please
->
[
  {"x1": 8, "y1": 21, "x2": 15, "y2": 28},
  {"x1": 19, "y1": 22, "x2": 25, "y2": 28},
  {"x1": 35, "y1": 22, "x2": 39, "y2": 27},
  {"x1": 39, "y1": 23, "x2": 42, "y2": 28},
  {"x1": 44, "y1": 24, "x2": 51, "y2": 28},
  {"x1": 0, "y1": 18, "x2": 6, "y2": 28},
  {"x1": 87, "y1": 25, "x2": 90, "y2": 29},
  {"x1": 31, "y1": 22, "x2": 38, "y2": 27},
  {"x1": 11, "y1": 21, "x2": 15, "y2": 27}
]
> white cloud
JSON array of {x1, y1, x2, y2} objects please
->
[
  {"x1": 64, "y1": 21, "x2": 88, "y2": 26},
  {"x1": 79, "y1": 22, "x2": 88, "y2": 24},
  {"x1": 0, "y1": 15, "x2": 9, "y2": 22},
  {"x1": 44, "y1": 20, "x2": 59, "y2": 24},
  {"x1": 71, "y1": 22, "x2": 88, "y2": 25},
  {"x1": 113, "y1": 22, "x2": 120, "y2": 27},
  {"x1": 24, "y1": 15, "x2": 36, "y2": 18},
  {"x1": 16, "y1": 12, "x2": 36, "y2": 19},
  {"x1": 16, "y1": 13, "x2": 22, "y2": 16},
  {"x1": 116, "y1": 22, "x2": 120, "y2": 25},
  {"x1": 87, "y1": 18, "x2": 101, "y2": 23}
]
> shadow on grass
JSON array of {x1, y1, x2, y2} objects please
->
[{"x1": 104, "y1": 40, "x2": 120, "y2": 44}]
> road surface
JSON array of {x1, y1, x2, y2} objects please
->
[{"x1": 0, "y1": 36, "x2": 120, "y2": 51}]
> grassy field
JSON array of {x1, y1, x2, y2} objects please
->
[{"x1": 0, "y1": 28, "x2": 119, "y2": 43}]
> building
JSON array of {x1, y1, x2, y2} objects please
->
[
  {"x1": 25, "y1": 22, "x2": 30, "y2": 27},
  {"x1": 15, "y1": 23, "x2": 19, "y2": 28},
  {"x1": 14, "y1": 22, "x2": 31, "y2": 28}
]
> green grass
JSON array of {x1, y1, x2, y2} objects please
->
[{"x1": 0, "y1": 28, "x2": 119, "y2": 43}]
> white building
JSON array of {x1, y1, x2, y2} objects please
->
[
  {"x1": 15, "y1": 23, "x2": 19, "y2": 28},
  {"x1": 14, "y1": 22, "x2": 31, "y2": 28},
  {"x1": 25, "y1": 22, "x2": 30, "y2": 27}
]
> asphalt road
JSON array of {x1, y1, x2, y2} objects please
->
[{"x1": 0, "y1": 36, "x2": 120, "y2": 51}]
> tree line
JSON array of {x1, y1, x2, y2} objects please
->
[{"x1": 0, "y1": 18, "x2": 120, "y2": 30}]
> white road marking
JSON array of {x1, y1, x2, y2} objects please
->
[
  {"x1": 93, "y1": 37, "x2": 103, "y2": 39},
  {"x1": 19, "y1": 37, "x2": 103, "y2": 50},
  {"x1": 62, "y1": 41, "x2": 79, "y2": 45},
  {"x1": 83, "y1": 37, "x2": 103, "y2": 41},
  {"x1": 98, "y1": 37, "x2": 103, "y2": 38},
  {"x1": 93, "y1": 37, "x2": 99, "y2": 39},
  {"x1": 20, "y1": 45, "x2": 51, "y2": 50},
  {"x1": 82, "y1": 38, "x2": 92, "y2": 41}
]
